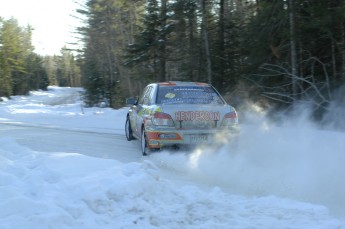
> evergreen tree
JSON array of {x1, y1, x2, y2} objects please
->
[
  {"x1": 25, "y1": 53, "x2": 49, "y2": 90},
  {"x1": 79, "y1": 0, "x2": 145, "y2": 107},
  {"x1": 79, "y1": 0, "x2": 118, "y2": 106},
  {"x1": 75, "y1": 0, "x2": 345, "y2": 116},
  {"x1": 0, "y1": 18, "x2": 13, "y2": 97},
  {"x1": 125, "y1": 0, "x2": 172, "y2": 82},
  {"x1": 168, "y1": 0, "x2": 199, "y2": 81},
  {"x1": 0, "y1": 18, "x2": 48, "y2": 96}
]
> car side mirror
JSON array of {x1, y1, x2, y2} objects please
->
[{"x1": 126, "y1": 97, "x2": 137, "y2": 105}]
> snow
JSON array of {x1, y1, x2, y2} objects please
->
[{"x1": 0, "y1": 86, "x2": 344, "y2": 229}]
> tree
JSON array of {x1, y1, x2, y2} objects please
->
[
  {"x1": 76, "y1": 0, "x2": 345, "y2": 118},
  {"x1": 165, "y1": 0, "x2": 199, "y2": 81},
  {"x1": 78, "y1": 0, "x2": 146, "y2": 107},
  {"x1": 200, "y1": 0, "x2": 212, "y2": 84},
  {"x1": 0, "y1": 18, "x2": 48, "y2": 97},
  {"x1": 243, "y1": 0, "x2": 345, "y2": 112},
  {"x1": 25, "y1": 52, "x2": 49, "y2": 90},
  {"x1": 0, "y1": 18, "x2": 12, "y2": 97},
  {"x1": 289, "y1": 0, "x2": 297, "y2": 99},
  {"x1": 125, "y1": 0, "x2": 170, "y2": 81}
]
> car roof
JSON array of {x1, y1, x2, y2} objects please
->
[{"x1": 155, "y1": 81, "x2": 210, "y2": 87}]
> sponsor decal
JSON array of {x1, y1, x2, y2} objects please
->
[
  {"x1": 173, "y1": 86, "x2": 204, "y2": 91},
  {"x1": 165, "y1": 93, "x2": 176, "y2": 99},
  {"x1": 175, "y1": 111, "x2": 220, "y2": 121}
]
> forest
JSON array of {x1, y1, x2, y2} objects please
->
[
  {"x1": 0, "y1": 18, "x2": 80, "y2": 98},
  {"x1": 1, "y1": 0, "x2": 345, "y2": 119}
]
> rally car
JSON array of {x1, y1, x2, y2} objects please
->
[{"x1": 125, "y1": 81, "x2": 239, "y2": 155}]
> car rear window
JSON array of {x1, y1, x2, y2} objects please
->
[{"x1": 156, "y1": 86, "x2": 224, "y2": 105}]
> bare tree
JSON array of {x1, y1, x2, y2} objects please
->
[
  {"x1": 255, "y1": 58, "x2": 332, "y2": 109},
  {"x1": 289, "y1": 0, "x2": 298, "y2": 99}
]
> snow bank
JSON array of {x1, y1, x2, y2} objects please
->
[
  {"x1": 0, "y1": 138, "x2": 342, "y2": 229},
  {"x1": 0, "y1": 87, "x2": 127, "y2": 134}
]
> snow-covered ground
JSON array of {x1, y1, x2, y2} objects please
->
[{"x1": 0, "y1": 86, "x2": 344, "y2": 229}]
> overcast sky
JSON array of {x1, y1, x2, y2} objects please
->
[{"x1": 0, "y1": 0, "x2": 83, "y2": 55}]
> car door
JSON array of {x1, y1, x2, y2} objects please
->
[
  {"x1": 134, "y1": 86, "x2": 154, "y2": 135},
  {"x1": 129, "y1": 86, "x2": 147, "y2": 137}
]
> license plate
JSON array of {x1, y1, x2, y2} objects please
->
[{"x1": 189, "y1": 134, "x2": 208, "y2": 144}]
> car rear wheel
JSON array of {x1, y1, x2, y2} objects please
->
[
  {"x1": 125, "y1": 117, "x2": 134, "y2": 141},
  {"x1": 141, "y1": 128, "x2": 149, "y2": 156}
]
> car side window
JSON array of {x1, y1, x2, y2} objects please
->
[
  {"x1": 144, "y1": 87, "x2": 154, "y2": 105},
  {"x1": 147, "y1": 86, "x2": 156, "y2": 105},
  {"x1": 138, "y1": 87, "x2": 148, "y2": 105},
  {"x1": 139, "y1": 86, "x2": 153, "y2": 105}
]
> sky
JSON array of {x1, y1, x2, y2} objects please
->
[
  {"x1": 0, "y1": 87, "x2": 345, "y2": 228},
  {"x1": 0, "y1": 0, "x2": 83, "y2": 55}
]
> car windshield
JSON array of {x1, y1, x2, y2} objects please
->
[{"x1": 156, "y1": 86, "x2": 225, "y2": 105}]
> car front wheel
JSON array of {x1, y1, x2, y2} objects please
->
[{"x1": 125, "y1": 117, "x2": 134, "y2": 141}]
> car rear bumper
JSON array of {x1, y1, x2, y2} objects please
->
[{"x1": 145, "y1": 126, "x2": 239, "y2": 149}]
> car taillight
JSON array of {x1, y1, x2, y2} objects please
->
[
  {"x1": 220, "y1": 111, "x2": 238, "y2": 127},
  {"x1": 152, "y1": 112, "x2": 174, "y2": 126},
  {"x1": 224, "y1": 112, "x2": 237, "y2": 119}
]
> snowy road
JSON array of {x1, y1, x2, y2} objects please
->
[
  {"x1": 0, "y1": 122, "x2": 140, "y2": 163},
  {"x1": 1, "y1": 86, "x2": 344, "y2": 228},
  {"x1": 0, "y1": 121, "x2": 219, "y2": 190}
]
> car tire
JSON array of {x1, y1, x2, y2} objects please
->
[
  {"x1": 141, "y1": 128, "x2": 149, "y2": 156},
  {"x1": 125, "y1": 117, "x2": 134, "y2": 141}
]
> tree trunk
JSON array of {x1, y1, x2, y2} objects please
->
[
  {"x1": 289, "y1": 0, "x2": 298, "y2": 100},
  {"x1": 188, "y1": 7, "x2": 196, "y2": 81},
  {"x1": 342, "y1": 21, "x2": 345, "y2": 79},
  {"x1": 331, "y1": 38, "x2": 337, "y2": 79},
  {"x1": 217, "y1": 0, "x2": 225, "y2": 89},
  {"x1": 158, "y1": 0, "x2": 168, "y2": 82},
  {"x1": 201, "y1": 0, "x2": 212, "y2": 84}
]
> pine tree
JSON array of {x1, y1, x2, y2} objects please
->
[
  {"x1": 125, "y1": 0, "x2": 172, "y2": 82},
  {"x1": 0, "y1": 18, "x2": 47, "y2": 96},
  {"x1": 78, "y1": 0, "x2": 145, "y2": 107}
]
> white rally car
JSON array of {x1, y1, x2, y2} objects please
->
[{"x1": 125, "y1": 81, "x2": 239, "y2": 155}]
